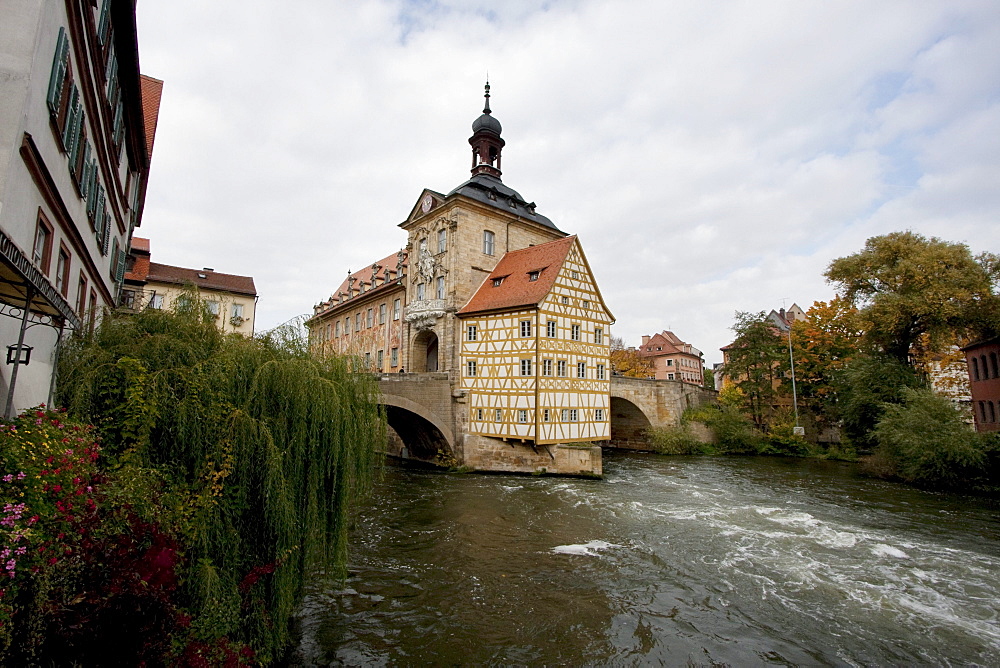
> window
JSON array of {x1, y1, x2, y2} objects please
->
[
  {"x1": 77, "y1": 273, "x2": 88, "y2": 314},
  {"x1": 55, "y1": 247, "x2": 70, "y2": 296},
  {"x1": 419, "y1": 238, "x2": 427, "y2": 255},
  {"x1": 355, "y1": 313, "x2": 362, "y2": 330},
  {"x1": 417, "y1": 283, "x2": 425, "y2": 300},
  {"x1": 528, "y1": 271, "x2": 539, "y2": 282},
  {"x1": 561, "y1": 296, "x2": 569, "y2": 305},
  {"x1": 571, "y1": 324, "x2": 580, "y2": 341},
  {"x1": 594, "y1": 327, "x2": 603, "y2": 344},
  {"x1": 377, "y1": 349, "x2": 384, "y2": 370},
  {"x1": 557, "y1": 360, "x2": 567, "y2": 377},
  {"x1": 33, "y1": 216, "x2": 53, "y2": 273},
  {"x1": 483, "y1": 230, "x2": 495, "y2": 255},
  {"x1": 334, "y1": 320, "x2": 340, "y2": 337},
  {"x1": 666, "y1": 359, "x2": 674, "y2": 366},
  {"x1": 467, "y1": 360, "x2": 477, "y2": 377},
  {"x1": 668, "y1": 373, "x2": 674, "y2": 380},
  {"x1": 393, "y1": 298, "x2": 401, "y2": 320},
  {"x1": 436, "y1": 276, "x2": 445, "y2": 299},
  {"x1": 569, "y1": 409, "x2": 578, "y2": 421},
  {"x1": 150, "y1": 294, "x2": 164, "y2": 309},
  {"x1": 467, "y1": 325, "x2": 478, "y2": 341},
  {"x1": 542, "y1": 359, "x2": 553, "y2": 376},
  {"x1": 546, "y1": 321, "x2": 556, "y2": 337},
  {"x1": 232, "y1": 303, "x2": 244, "y2": 320},
  {"x1": 492, "y1": 277, "x2": 503, "y2": 287},
  {"x1": 560, "y1": 409, "x2": 568, "y2": 421},
  {"x1": 520, "y1": 320, "x2": 532, "y2": 337},
  {"x1": 518, "y1": 410, "x2": 528, "y2": 423},
  {"x1": 521, "y1": 359, "x2": 533, "y2": 376},
  {"x1": 992, "y1": 352, "x2": 999, "y2": 379},
  {"x1": 391, "y1": 347, "x2": 399, "y2": 367},
  {"x1": 494, "y1": 409, "x2": 502, "y2": 422},
  {"x1": 364, "y1": 352, "x2": 371, "y2": 368},
  {"x1": 345, "y1": 317, "x2": 351, "y2": 334},
  {"x1": 582, "y1": 299, "x2": 589, "y2": 308},
  {"x1": 577, "y1": 362, "x2": 586, "y2": 379},
  {"x1": 206, "y1": 300, "x2": 219, "y2": 316},
  {"x1": 379, "y1": 303, "x2": 386, "y2": 324},
  {"x1": 476, "y1": 408, "x2": 484, "y2": 421},
  {"x1": 438, "y1": 228, "x2": 447, "y2": 253},
  {"x1": 597, "y1": 364, "x2": 605, "y2": 380},
  {"x1": 595, "y1": 409, "x2": 605, "y2": 421},
  {"x1": 88, "y1": 289, "x2": 97, "y2": 331},
  {"x1": 366, "y1": 308, "x2": 373, "y2": 328},
  {"x1": 571, "y1": 271, "x2": 579, "y2": 279}
]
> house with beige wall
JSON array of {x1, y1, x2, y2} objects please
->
[{"x1": 122, "y1": 237, "x2": 257, "y2": 335}]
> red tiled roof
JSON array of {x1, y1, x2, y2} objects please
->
[
  {"x1": 130, "y1": 237, "x2": 150, "y2": 253},
  {"x1": 458, "y1": 236, "x2": 576, "y2": 316},
  {"x1": 146, "y1": 262, "x2": 256, "y2": 297},
  {"x1": 318, "y1": 250, "x2": 407, "y2": 309},
  {"x1": 139, "y1": 76, "x2": 163, "y2": 161},
  {"x1": 638, "y1": 332, "x2": 683, "y2": 356}
]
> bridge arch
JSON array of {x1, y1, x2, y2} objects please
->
[
  {"x1": 609, "y1": 395, "x2": 653, "y2": 445},
  {"x1": 380, "y1": 393, "x2": 454, "y2": 462}
]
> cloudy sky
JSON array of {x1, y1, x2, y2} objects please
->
[{"x1": 134, "y1": 0, "x2": 999, "y2": 365}]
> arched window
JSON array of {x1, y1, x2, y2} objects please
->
[
  {"x1": 982, "y1": 355, "x2": 990, "y2": 379},
  {"x1": 990, "y1": 351, "x2": 999, "y2": 379},
  {"x1": 972, "y1": 357, "x2": 980, "y2": 381},
  {"x1": 981, "y1": 402, "x2": 988, "y2": 423},
  {"x1": 989, "y1": 401, "x2": 996, "y2": 423}
]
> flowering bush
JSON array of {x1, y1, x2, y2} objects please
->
[{"x1": 0, "y1": 406, "x2": 101, "y2": 650}]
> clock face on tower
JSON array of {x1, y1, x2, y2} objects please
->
[{"x1": 421, "y1": 194, "x2": 433, "y2": 213}]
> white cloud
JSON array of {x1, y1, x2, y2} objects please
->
[{"x1": 135, "y1": 0, "x2": 1000, "y2": 361}]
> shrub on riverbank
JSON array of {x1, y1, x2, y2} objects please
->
[
  {"x1": 869, "y1": 388, "x2": 995, "y2": 490},
  {"x1": 21, "y1": 305, "x2": 386, "y2": 664}
]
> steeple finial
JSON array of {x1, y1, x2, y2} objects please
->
[{"x1": 483, "y1": 80, "x2": 491, "y2": 115}]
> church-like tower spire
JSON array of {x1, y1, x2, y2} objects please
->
[{"x1": 469, "y1": 81, "x2": 505, "y2": 178}]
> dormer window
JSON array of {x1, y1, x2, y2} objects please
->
[
  {"x1": 492, "y1": 277, "x2": 504, "y2": 287},
  {"x1": 528, "y1": 271, "x2": 539, "y2": 282}
]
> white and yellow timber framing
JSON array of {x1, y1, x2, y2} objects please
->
[{"x1": 460, "y1": 239, "x2": 613, "y2": 444}]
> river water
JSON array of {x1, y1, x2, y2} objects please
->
[{"x1": 296, "y1": 454, "x2": 1000, "y2": 666}]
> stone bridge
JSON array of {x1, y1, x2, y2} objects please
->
[{"x1": 377, "y1": 372, "x2": 717, "y2": 465}]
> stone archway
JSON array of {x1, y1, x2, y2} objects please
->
[
  {"x1": 411, "y1": 329, "x2": 439, "y2": 372},
  {"x1": 609, "y1": 396, "x2": 652, "y2": 446}
]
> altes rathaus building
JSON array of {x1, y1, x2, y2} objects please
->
[{"x1": 308, "y1": 85, "x2": 614, "y2": 475}]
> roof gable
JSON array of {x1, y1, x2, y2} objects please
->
[{"x1": 458, "y1": 236, "x2": 576, "y2": 315}]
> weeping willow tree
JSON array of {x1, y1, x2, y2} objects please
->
[{"x1": 56, "y1": 297, "x2": 384, "y2": 662}]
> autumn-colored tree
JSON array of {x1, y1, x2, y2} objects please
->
[
  {"x1": 825, "y1": 231, "x2": 1000, "y2": 364},
  {"x1": 609, "y1": 336, "x2": 654, "y2": 378},
  {"x1": 721, "y1": 311, "x2": 788, "y2": 428},
  {"x1": 787, "y1": 297, "x2": 863, "y2": 421}
]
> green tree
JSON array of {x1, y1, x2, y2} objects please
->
[
  {"x1": 56, "y1": 303, "x2": 384, "y2": 662},
  {"x1": 834, "y1": 353, "x2": 923, "y2": 451},
  {"x1": 722, "y1": 311, "x2": 788, "y2": 428},
  {"x1": 825, "y1": 231, "x2": 1000, "y2": 364},
  {"x1": 874, "y1": 387, "x2": 987, "y2": 488}
]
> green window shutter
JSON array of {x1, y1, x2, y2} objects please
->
[
  {"x1": 101, "y1": 204, "x2": 111, "y2": 255},
  {"x1": 60, "y1": 86, "x2": 79, "y2": 150},
  {"x1": 105, "y1": 52, "x2": 118, "y2": 106},
  {"x1": 79, "y1": 143, "x2": 92, "y2": 198},
  {"x1": 46, "y1": 28, "x2": 69, "y2": 114},
  {"x1": 109, "y1": 239, "x2": 119, "y2": 280},
  {"x1": 97, "y1": 1, "x2": 111, "y2": 46},
  {"x1": 87, "y1": 175, "x2": 100, "y2": 222},
  {"x1": 112, "y1": 101, "x2": 124, "y2": 148},
  {"x1": 67, "y1": 106, "x2": 85, "y2": 169},
  {"x1": 115, "y1": 246, "x2": 126, "y2": 282}
]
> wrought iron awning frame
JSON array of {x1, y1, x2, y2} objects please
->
[{"x1": 0, "y1": 230, "x2": 82, "y2": 418}]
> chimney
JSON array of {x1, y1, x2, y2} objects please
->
[{"x1": 642, "y1": 335, "x2": 650, "y2": 345}]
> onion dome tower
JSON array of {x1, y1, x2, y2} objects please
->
[{"x1": 469, "y1": 81, "x2": 505, "y2": 178}]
